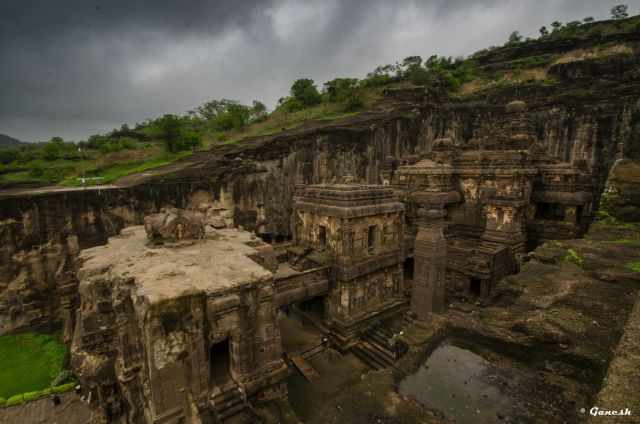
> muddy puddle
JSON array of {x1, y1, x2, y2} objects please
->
[{"x1": 399, "y1": 340, "x2": 538, "y2": 424}]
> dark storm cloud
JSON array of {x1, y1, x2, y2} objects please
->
[{"x1": 0, "y1": 0, "x2": 633, "y2": 141}]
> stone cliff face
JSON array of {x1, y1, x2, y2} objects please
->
[{"x1": 1, "y1": 34, "x2": 639, "y2": 335}]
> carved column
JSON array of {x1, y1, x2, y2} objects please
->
[{"x1": 411, "y1": 207, "x2": 447, "y2": 320}]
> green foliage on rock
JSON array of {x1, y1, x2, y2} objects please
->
[
  {"x1": 564, "y1": 248, "x2": 584, "y2": 267},
  {"x1": 628, "y1": 261, "x2": 640, "y2": 273}
]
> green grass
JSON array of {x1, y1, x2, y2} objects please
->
[
  {"x1": 0, "y1": 332, "x2": 67, "y2": 399},
  {"x1": 215, "y1": 105, "x2": 352, "y2": 145},
  {"x1": 628, "y1": 261, "x2": 640, "y2": 273},
  {"x1": 61, "y1": 151, "x2": 192, "y2": 186},
  {"x1": 0, "y1": 159, "x2": 78, "y2": 185},
  {"x1": 203, "y1": 87, "x2": 386, "y2": 147}
]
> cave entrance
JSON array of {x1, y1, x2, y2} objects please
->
[
  {"x1": 575, "y1": 205, "x2": 584, "y2": 225},
  {"x1": 535, "y1": 203, "x2": 565, "y2": 221},
  {"x1": 209, "y1": 338, "x2": 231, "y2": 385},
  {"x1": 403, "y1": 257, "x2": 415, "y2": 281},
  {"x1": 469, "y1": 278, "x2": 482, "y2": 297}
]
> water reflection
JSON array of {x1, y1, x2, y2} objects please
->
[{"x1": 399, "y1": 342, "x2": 517, "y2": 424}]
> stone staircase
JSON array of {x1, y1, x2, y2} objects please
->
[
  {"x1": 351, "y1": 325, "x2": 403, "y2": 370},
  {"x1": 209, "y1": 380, "x2": 247, "y2": 422}
]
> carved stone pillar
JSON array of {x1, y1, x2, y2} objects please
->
[{"x1": 411, "y1": 207, "x2": 447, "y2": 320}]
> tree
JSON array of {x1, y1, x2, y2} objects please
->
[
  {"x1": 507, "y1": 31, "x2": 523, "y2": 44},
  {"x1": 250, "y1": 100, "x2": 268, "y2": 123},
  {"x1": 0, "y1": 148, "x2": 18, "y2": 165},
  {"x1": 399, "y1": 56, "x2": 423, "y2": 77},
  {"x1": 159, "y1": 115, "x2": 182, "y2": 152},
  {"x1": 323, "y1": 78, "x2": 363, "y2": 111},
  {"x1": 157, "y1": 115, "x2": 200, "y2": 153},
  {"x1": 611, "y1": 4, "x2": 628, "y2": 19},
  {"x1": 551, "y1": 21, "x2": 563, "y2": 32},
  {"x1": 87, "y1": 134, "x2": 109, "y2": 149},
  {"x1": 277, "y1": 96, "x2": 304, "y2": 113},
  {"x1": 196, "y1": 99, "x2": 254, "y2": 131},
  {"x1": 290, "y1": 79, "x2": 321, "y2": 107},
  {"x1": 363, "y1": 63, "x2": 397, "y2": 87},
  {"x1": 539, "y1": 26, "x2": 549, "y2": 36},
  {"x1": 323, "y1": 78, "x2": 359, "y2": 102},
  {"x1": 197, "y1": 99, "x2": 234, "y2": 121},
  {"x1": 42, "y1": 137, "x2": 65, "y2": 160},
  {"x1": 565, "y1": 21, "x2": 582, "y2": 31},
  {"x1": 583, "y1": 16, "x2": 595, "y2": 23}
]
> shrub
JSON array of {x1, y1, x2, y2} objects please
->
[
  {"x1": 0, "y1": 384, "x2": 74, "y2": 408},
  {"x1": 5, "y1": 394, "x2": 24, "y2": 407},
  {"x1": 564, "y1": 248, "x2": 584, "y2": 267},
  {"x1": 277, "y1": 97, "x2": 305, "y2": 113},
  {"x1": 23, "y1": 391, "x2": 41, "y2": 402},
  {"x1": 53, "y1": 383, "x2": 75, "y2": 393},
  {"x1": 29, "y1": 165, "x2": 45, "y2": 178}
]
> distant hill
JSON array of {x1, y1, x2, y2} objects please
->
[{"x1": 0, "y1": 134, "x2": 25, "y2": 148}]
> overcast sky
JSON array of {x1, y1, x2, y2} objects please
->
[{"x1": 1, "y1": 0, "x2": 637, "y2": 142}]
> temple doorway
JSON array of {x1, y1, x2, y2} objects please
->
[
  {"x1": 298, "y1": 296, "x2": 325, "y2": 323},
  {"x1": 403, "y1": 257, "x2": 415, "y2": 280},
  {"x1": 469, "y1": 278, "x2": 482, "y2": 297},
  {"x1": 209, "y1": 338, "x2": 231, "y2": 384}
]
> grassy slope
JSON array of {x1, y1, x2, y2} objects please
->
[
  {"x1": 204, "y1": 86, "x2": 384, "y2": 147},
  {"x1": 0, "y1": 332, "x2": 66, "y2": 399},
  {"x1": 1, "y1": 15, "x2": 637, "y2": 188},
  {"x1": 457, "y1": 15, "x2": 640, "y2": 96},
  {"x1": 0, "y1": 87, "x2": 385, "y2": 187}
]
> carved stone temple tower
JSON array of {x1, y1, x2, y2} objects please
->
[
  {"x1": 411, "y1": 207, "x2": 447, "y2": 319},
  {"x1": 293, "y1": 183, "x2": 406, "y2": 348},
  {"x1": 394, "y1": 155, "x2": 461, "y2": 319}
]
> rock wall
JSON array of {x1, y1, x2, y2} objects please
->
[{"x1": 0, "y1": 83, "x2": 639, "y2": 334}]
